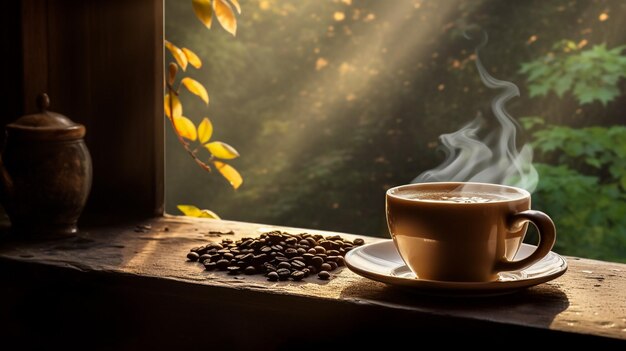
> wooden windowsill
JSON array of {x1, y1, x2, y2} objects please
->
[{"x1": 0, "y1": 216, "x2": 624, "y2": 348}]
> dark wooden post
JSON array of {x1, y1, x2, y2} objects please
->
[{"x1": 2, "y1": 0, "x2": 165, "y2": 218}]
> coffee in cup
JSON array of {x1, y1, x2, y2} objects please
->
[{"x1": 386, "y1": 182, "x2": 556, "y2": 282}]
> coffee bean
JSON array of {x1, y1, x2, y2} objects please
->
[
  {"x1": 194, "y1": 247, "x2": 209, "y2": 255},
  {"x1": 330, "y1": 241, "x2": 343, "y2": 250},
  {"x1": 267, "y1": 271, "x2": 279, "y2": 281},
  {"x1": 277, "y1": 262, "x2": 292, "y2": 270},
  {"x1": 291, "y1": 271, "x2": 305, "y2": 281},
  {"x1": 187, "y1": 252, "x2": 199, "y2": 261},
  {"x1": 263, "y1": 262, "x2": 277, "y2": 272},
  {"x1": 319, "y1": 241, "x2": 333, "y2": 249},
  {"x1": 198, "y1": 254, "x2": 212, "y2": 263},
  {"x1": 318, "y1": 271, "x2": 331, "y2": 280},
  {"x1": 314, "y1": 246, "x2": 327, "y2": 254},
  {"x1": 292, "y1": 260, "x2": 306, "y2": 269},
  {"x1": 353, "y1": 238, "x2": 365, "y2": 246},
  {"x1": 253, "y1": 253, "x2": 268, "y2": 263},
  {"x1": 277, "y1": 268, "x2": 291, "y2": 280},
  {"x1": 208, "y1": 242, "x2": 224, "y2": 250},
  {"x1": 189, "y1": 231, "x2": 358, "y2": 281},
  {"x1": 216, "y1": 259, "x2": 230, "y2": 270},
  {"x1": 311, "y1": 256, "x2": 324, "y2": 267},
  {"x1": 284, "y1": 248, "x2": 298, "y2": 257}
]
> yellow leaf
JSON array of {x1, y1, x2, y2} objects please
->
[
  {"x1": 177, "y1": 204, "x2": 202, "y2": 216},
  {"x1": 176, "y1": 205, "x2": 221, "y2": 219},
  {"x1": 199, "y1": 209, "x2": 221, "y2": 219},
  {"x1": 205, "y1": 141, "x2": 240, "y2": 159},
  {"x1": 182, "y1": 47, "x2": 202, "y2": 69},
  {"x1": 164, "y1": 40, "x2": 188, "y2": 71},
  {"x1": 198, "y1": 117, "x2": 213, "y2": 144},
  {"x1": 181, "y1": 77, "x2": 209, "y2": 105},
  {"x1": 192, "y1": 0, "x2": 213, "y2": 29},
  {"x1": 174, "y1": 116, "x2": 197, "y2": 141},
  {"x1": 229, "y1": 0, "x2": 242, "y2": 14},
  {"x1": 164, "y1": 93, "x2": 182, "y2": 119},
  {"x1": 214, "y1": 161, "x2": 243, "y2": 189},
  {"x1": 214, "y1": 0, "x2": 237, "y2": 36}
]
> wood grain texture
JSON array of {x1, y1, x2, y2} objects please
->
[
  {"x1": 0, "y1": 216, "x2": 624, "y2": 347},
  {"x1": 11, "y1": 0, "x2": 165, "y2": 217},
  {"x1": 0, "y1": 1, "x2": 25, "y2": 125}
]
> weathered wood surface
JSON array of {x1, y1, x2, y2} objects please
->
[{"x1": 0, "y1": 216, "x2": 625, "y2": 345}]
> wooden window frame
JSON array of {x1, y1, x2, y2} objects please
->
[{"x1": 3, "y1": 0, "x2": 165, "y2": 219}]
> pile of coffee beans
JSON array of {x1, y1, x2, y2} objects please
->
[{"x1": 186, "y1": 231, "x2": 365, "y2": 281}]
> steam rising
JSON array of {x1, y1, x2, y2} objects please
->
[{"x1": 413, "y1": 33, "x2": 538, "y2": 192}]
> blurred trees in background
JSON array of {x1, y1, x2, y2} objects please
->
[
  {"x1": 165, "y1": 0, "x2": 626, "y2": 261},
  {"x1": 520, "y1": 40, "x2": 626, "y2": 261}
]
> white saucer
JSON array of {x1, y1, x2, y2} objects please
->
[{"x1": 345, "y1": 240, "x2": 567, "y2": 296}]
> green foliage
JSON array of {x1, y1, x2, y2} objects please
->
[
  {"x1": 521, "y1": 118, "x2": 626, "y2": 262},
  {"x1": 531, "y1": 164, "x2": 626, "y2": 261},
  {"x1": 531, "y1": 124, "x2": 626, "y2": 188},
  {"x1": 519, "y1": 42, "x2": 626, "y2": 105},
  {"x1": 519, "y1": 37, "x2": 626, "y2": 262}
]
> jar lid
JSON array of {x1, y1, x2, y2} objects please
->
[{"x1": 6, "y1": 93, "x2": 86, "y2": 141}]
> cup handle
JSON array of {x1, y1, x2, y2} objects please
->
[{"x1": 495, "y1": 210, "x2": 556, "y2": 272}]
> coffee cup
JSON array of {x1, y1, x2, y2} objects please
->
[{"x1": 386, "y1": 182, "x2": 556, "y2": 282}]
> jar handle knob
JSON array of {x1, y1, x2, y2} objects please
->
[{"x1": 36, "y1": 93, "x2": 50, "y2": 112}]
